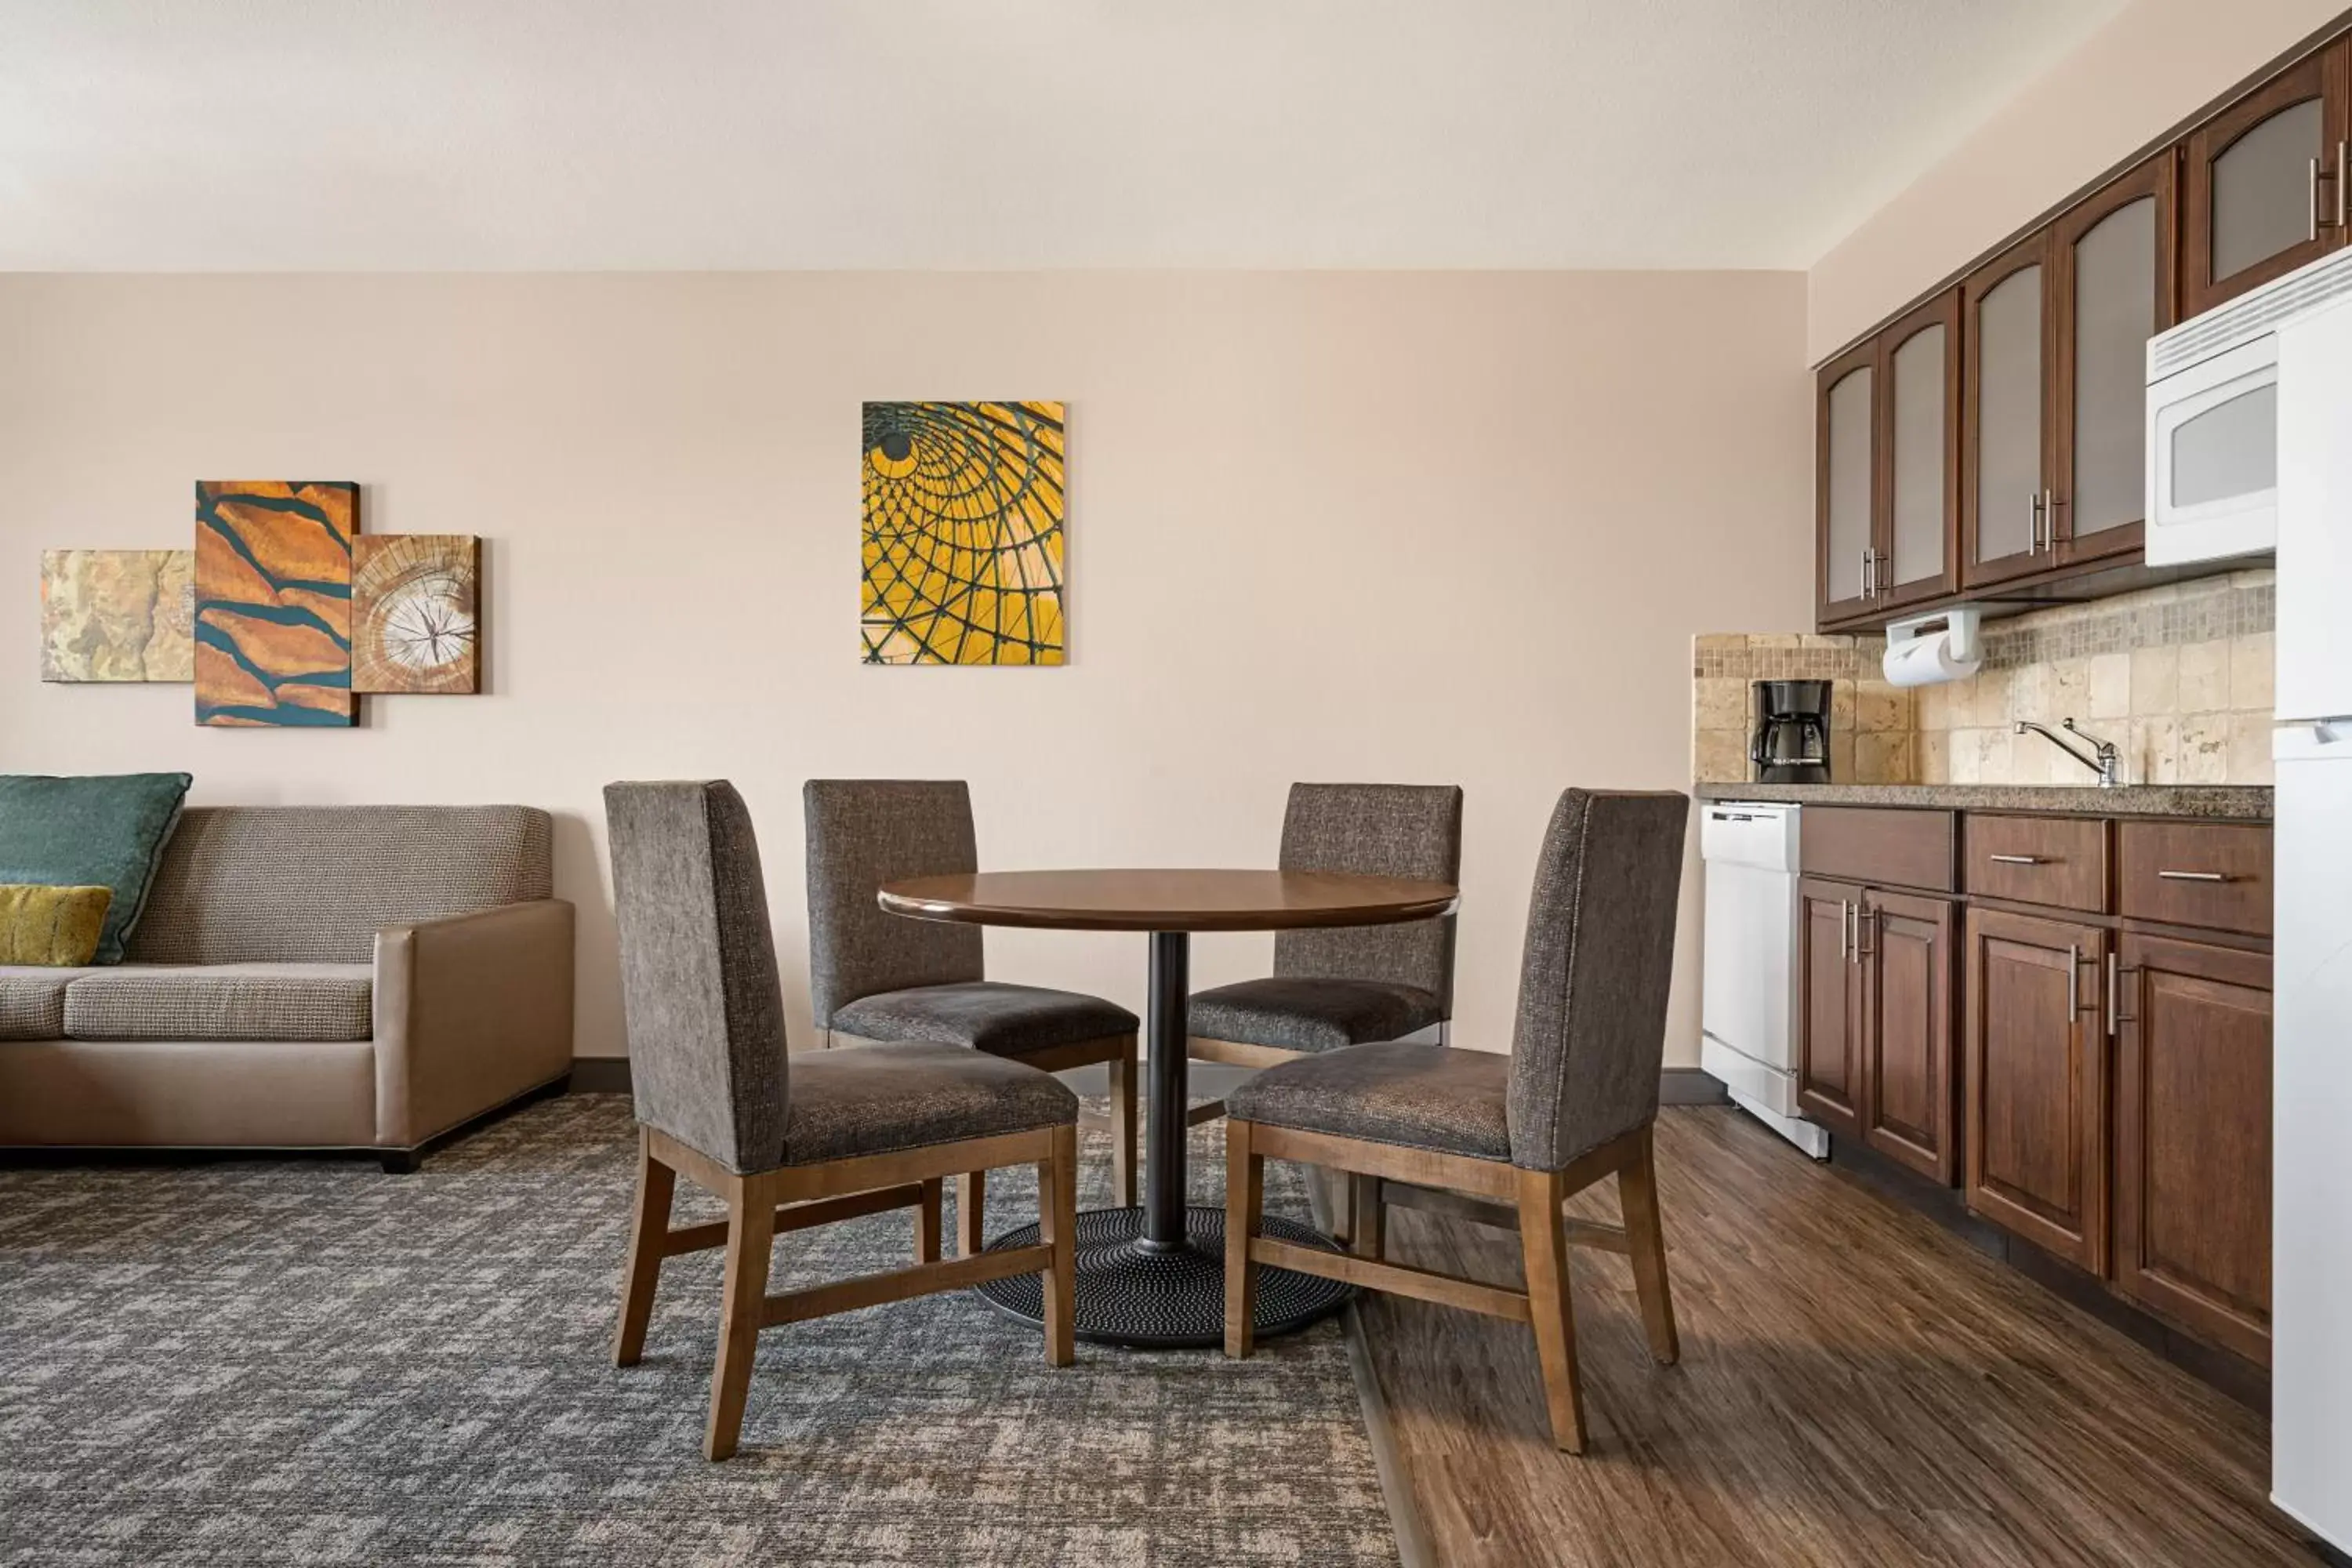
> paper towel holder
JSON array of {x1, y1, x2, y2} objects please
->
[{"x1": 1884, "y1": 604, "x2": 1986, "y2": 683}]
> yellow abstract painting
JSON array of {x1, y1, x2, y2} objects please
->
[{"x1": 862, "y1": 401, "x2": 1065, "y2": 665}]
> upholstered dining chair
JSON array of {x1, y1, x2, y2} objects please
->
[
  {"x1": 1187, "y1": 782, "x2": 1462, "y2": 1239},
  {"x1": 605, "y1": 781, "x2": 1078, "y2": 1461},
  {"x1": 804, "y1": 779, "x2": 1139, "y2": 1248},
  {"x1": 1222, "y1": 788, "x2": 1688, "y2": 1454}
]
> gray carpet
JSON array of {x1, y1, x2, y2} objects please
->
[{"x1": 0, "y1": 1094, "x2": 1398, "y2": 1567}]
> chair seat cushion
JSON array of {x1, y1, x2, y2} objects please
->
[
  {"x1": 0, "y1": 965, "x2": 106, "y2": 1040},
  {"x1": 782, "y1": 1040, "x2": 1079, "y2": 1166},
  {"x1": 60, "y1": 964, "x2": 375, "y2": 1043},
  {"x1": 1225, "y1": 1040, "x2": 1509, "y2": 1163},
  {"x1": 1188, "y1": 977, "x2": 1442, "y2": 1054},
  {"x1": 831, "y1": 982, "x2": 1137, "y2": 1058}
]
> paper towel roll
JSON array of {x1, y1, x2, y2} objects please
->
[{"x1": 1882, "y1": 630, "x2": 1982, "y2": 688}]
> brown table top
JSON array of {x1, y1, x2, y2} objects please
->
[{"x1": 877, "y1": 868, "x2": 1461, "y2": 933}]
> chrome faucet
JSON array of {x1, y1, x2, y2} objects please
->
[{"x1": 2014, "y1": 718, "x2": 2122, "y2": 788}]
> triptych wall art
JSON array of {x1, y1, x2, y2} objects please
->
[{"x1": 38, "y1": 481, "x2": 480, "y2": 726}]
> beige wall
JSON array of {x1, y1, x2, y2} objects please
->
[
  {"x1": 1808, "y1": 0, "x2": 2350, "y2": 362},
  {"x1": 0, "y1": 271, "x2": 1812, "y2": 1065}
]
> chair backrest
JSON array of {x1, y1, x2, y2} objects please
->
[
  {"x1": 802, "y1": 779, "x2": 985, "y2": 1028},
  {"x1": 1504, "y1": 789, "x2": 1690, "y2": 1172},
  {"x1": 128, "y1": 805, "x2": 552, "y2": 964},
  {"x1": 604, "y1": 780, "x2": 789, "y2": 1174},
  {"x1": 1272, "y1": 783, "x2": 1465, "y2": 1014}
]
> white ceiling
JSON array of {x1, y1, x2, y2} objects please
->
[{"x1": 2, "y1": 0, "x2": 2126, "y2": 271}]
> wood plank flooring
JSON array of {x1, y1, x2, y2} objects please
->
[{"x1": 1348, "y1": 1106, "x2": 2318, "y2": 1568}]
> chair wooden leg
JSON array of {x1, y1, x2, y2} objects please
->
[
  {"x1": 1224, "y1": 1120, "x2": 1263, "y2": 1359},
  {"x1": 613, "y1": 1134, "x2": 677, "y2": 1367},
  {"x1": 1108, "y1": 1040, "x2": 1138, "y2": 1208},
  {"x1": 1349, "y1": 1173, "x2": 1385, "y2": 1261},
  {"x1": 916, "y1": 1177, "x2": 944, "y2": 1264},
  {"x1": 957, "y1": 1170, "x2": 986, "y2": 1257},
  {"x1": 1038, "y1": 1123, "x2": 1077, "y2": 1367},
  {"x1": 705, "y1": 1175, "x2": 779, "y2": 1462},
  {"x1": 1620, "y1": 1129, "x2": 1680, "y2": 1366},
  {"x1": 1517, "y1": 1167, "x2": 1587, "y2": 1454}
]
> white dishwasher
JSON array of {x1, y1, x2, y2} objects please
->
[{"x1": 1699, "y1": 801, "x2": 1828, "y2": 1158}]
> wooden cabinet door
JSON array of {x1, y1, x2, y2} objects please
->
[
  {"x1": 1964, "y1": 907, "x2": 2108, "y2": 1270},
  {"x1": 2051, "y1": 155, "x2": 2176, "y2": 572},
  {"x1": 1817, "y1": 341, "x2": 1880, "y2": 626},
  {"x1": 1862, "y1": 891, "x2": 1958, "y2": 1184},
  {"x1": 1798, "y1": 878, "x2": 1864, "y2": 1138},
  {"x1": 2183, "y1": 41, "x2": 2352, "y2": 318},
  {"x1": 1961, "y1": 233, "x2": 2055, "y2": 590},
  {"x1": 1876, "y1": 293, "x2": 1962, "y2": 612},
  {"x1": 2114, "y1": 933, "x2": 2272, "y2": 1363}
]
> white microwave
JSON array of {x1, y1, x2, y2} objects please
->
[{"x1": 2146, "y1": 246, "x2": 2352, "y2": 565}]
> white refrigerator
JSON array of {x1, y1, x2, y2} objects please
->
[{"x1": 2270, "y1": 294, "x2": 2352, "y2": 1551}]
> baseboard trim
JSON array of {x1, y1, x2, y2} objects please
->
[
  {"x1": 568, "y1": 1057, "x2": 633, "y2": 1093},
  {"x1": 1658, "y1": 1066, "x2": 1730, "y2": 1106},
  {"x1": 571, "y1": 1056, "x2": 1725, "y2": 1109}
]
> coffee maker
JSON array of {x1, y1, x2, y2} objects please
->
[{"x1": 1750, "y1": 680, "x2": 1831, "y2": 784}]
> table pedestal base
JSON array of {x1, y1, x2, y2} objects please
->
[{"x1": 974, "y1": 1205, "x2": 1356, "y2": 1348}]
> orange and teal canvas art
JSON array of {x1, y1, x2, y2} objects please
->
[{"x1": 194, "y1": 481, "x2": 358, "y2": 727}]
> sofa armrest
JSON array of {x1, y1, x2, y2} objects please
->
[{"x1": 373, "y1": 898, "x2": 575, "y2": 1149}]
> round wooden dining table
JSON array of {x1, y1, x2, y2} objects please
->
[{"x1": 877, "y1": 867, "x2": 1461, "y2": 1348}]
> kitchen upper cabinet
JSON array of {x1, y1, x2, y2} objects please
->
[
  {"x1": 1965, "y1": 906, "x2": 2108, "y2": 1271},
  {"x1": 1861, "y1": 890, "x2": 1958, "y2": 1184},
  {"x1": 2183, "y1": 41, "x2": 2352, "y2": 318},
  {"x1": 1798, "y1": 878, "x2": 1865, "y2": 1138},
  {"x1": 1816, "y1": 343, "x2": 1879, "y2": 625},
  {"x1": 2114, "y1": 933, "x2": 2273, "y2": 1363},
  {"x1": 1816, "y1": 294, "x2": 1959, "y2": 625},
  {"x1": 2051, "y1": 157, "x2": 2176, "y2": 570},
  {"x1": 1962, "y1": 235, "x2": 2052, "y2": 589}
]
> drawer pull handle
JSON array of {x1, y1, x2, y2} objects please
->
[
  {"x1": 2155, "y1": 869, "x2": 2230, "y2": 883},
  {"x1": 1988, "y1": 854, "x2": 2045, "y2": 866}
]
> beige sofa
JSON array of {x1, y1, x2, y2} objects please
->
[{"x1": 0, "y1": 805, "x2": 574, "y2": 1170}]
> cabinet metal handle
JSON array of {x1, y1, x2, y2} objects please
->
[
  {"x1": 1988, "y1": 853, "x2": 2044, "y2": 865},
  {"x1": 2313, "y1": 157, "x2": 2324, "y2": 243},
  {"x1": 2106, "y1": 953, "x2": 2118, "y2": 1038},
  {"x1": 2043, "y1": 488, "x2": 2059, "y2": 547},
  {"x1": 2338, "y1": 140, "x2": 2349, "y2": 227},
  {"x1": 2027, "y1": 490, "x2": 2043, "y2": 554},
  {"x1": 2067, "y1": 944, "x2": 2081, "y2": 1017},
  {"x1": 2156, "y1": 869, "x2": 2230, "y2": 883},
  {"x1": 1858, "y1": 548, "x2": 1871, "y2": 601}
]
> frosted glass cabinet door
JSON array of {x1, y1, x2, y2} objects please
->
[
  {"x1": 2183, "y1": 44, "x2": 2350, "y2": 318},
  {"x1": 1883, "y1": 292, "x2": 1959, "y2": 604},
  {"x1": 1964, "y1": 238, "x2": 2049, "y2": 585},
  {"x1": 1817, "y1": 343, "x2": 1877, "y2": 619},
  {"x1": 2053, "y1": 157, "x2": 2172, "y2": 568}
]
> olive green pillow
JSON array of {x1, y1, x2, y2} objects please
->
[
  {"x1": 0, "y1": 884, "x2": 114, "y2": 966},
  {"x1": 0, "y1": 772, "x2": 192, "y2": 964}
]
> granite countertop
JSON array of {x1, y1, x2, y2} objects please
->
[{"x1": 1695, "y1": 782, "x2": 2273, "y2": 822}]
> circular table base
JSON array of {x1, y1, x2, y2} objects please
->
[{"x1": 974, "y1": 1205, "x2": 1356, "y2": 1348}]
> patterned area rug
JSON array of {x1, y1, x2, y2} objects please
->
[{"x1": 0, "y1": 1094, "x2": 1396, "y2": 1568}]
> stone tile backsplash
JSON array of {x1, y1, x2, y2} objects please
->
[{"x1": 1693, "y1": 570, "x2": 2276, "y2": 789}]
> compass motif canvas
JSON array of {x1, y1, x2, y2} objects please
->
[
  {"x1": 862, "y1": 401, "x2": 1065, "y2": 664},
  {"x1": 351, "y1": 535, "x2": 479, "y2": 694}
]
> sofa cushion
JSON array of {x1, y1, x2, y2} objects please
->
[
  {"x1": 127, "y1": 805, "x2": 553, "y2": 964},
  {"x1": 62, "y1": 964, "x2": 374, "y2": 1043},
  {"x1": 0, "y1": 965, "x2": 105, "y2": 1040},
  {"x1": 0, "y1": 772, "x2": 191, "y2": 964}
]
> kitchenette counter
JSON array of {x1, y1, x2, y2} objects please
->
[{"x1": 1695, "y1": 782, "x2": 2273, "y2": 822}]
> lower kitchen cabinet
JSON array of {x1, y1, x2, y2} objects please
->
[
  {"x1": 1860, "y1": 890, "x2": 1958, "y2": 1183},
  {"x1": 2114, "y1": 933, "x2": 2274, "y2": 1363},
  {"x1": 1964, "y1": 906, "x2": 2108, "y2": 1272},
  {"x1": 1798, "y1": 878, "x2": 1865, "y2": 1138}
]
